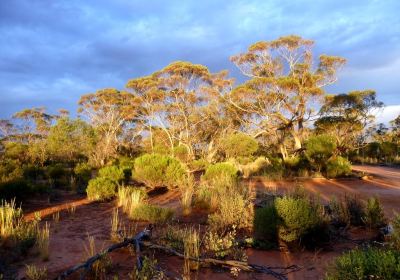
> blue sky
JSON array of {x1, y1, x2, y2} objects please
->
[{"x1": 0, "y1": 0, "x2": 399, "y2": 122}]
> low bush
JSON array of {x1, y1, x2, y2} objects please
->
[
  {"x1": 98, "y1": 165, "x2": 124, "y2": 185},
  {"x1": 130, "y1": 204, "x2": 174, "y2": 223},
  {"x1": 262, "y1": 157, "x2": 285, "y2": 180},
  {"x1": 275, "y1": 196, "x2": 325, "y2": 243},
  {"x1": 86, "y1": 177, "x2": 117, "y2": 201},
  {"x1": 23, "y1": 164, "x2": 45, "y2": 181},
  {"x1": 189, "y1": 158, "x2": 209, "y2": 171},
  {"x1": 117, "y1": 157, "x2": 135, "y2": 182},
  {"x1": 208, "y1": 186, "x2": 253, "y2": 231},
  {"x1": 391, "y1": 212, "x2": 400, "y2": 250},
  {"x1": 133, "y1": 154, "x2": 186, "y2": 189},
  {"x1": 364, "y1": 197, "x2": 386, "y2": 229},
  {"x1": 325, "y1": 247, "x2": 400, "y2": 280},
  {"x1": 202, "y1": 162, "x2": 238, "y2": 184},
  {"x1": 305, "y1": 134, "x2": 336, "y2": 172},
  {"x1": 326, "y1": 156, "x2": 351, "y2": 178},
  {"x1": 46, "y1": 164, "x2": 66, "y2": 182}
]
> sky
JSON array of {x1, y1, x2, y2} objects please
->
[{"x1": 0, "y1": 0, "x2": 399, "y2": 123}]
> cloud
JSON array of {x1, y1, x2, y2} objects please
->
[
  {"x1": 374, "y1": 105, "x2": 400, "y2": 124},
  {"x1": 0, "y1": 0, "x2": 399, "y2": 118}
]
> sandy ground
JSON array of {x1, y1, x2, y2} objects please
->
[{"x1": 12, "y1": 166, "x2": 400, "y2": 280}]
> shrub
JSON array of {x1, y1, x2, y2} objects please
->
[
  {"x1": 325, "y1": 247, "x2": 400, "y2": 280},
  {"x1": 208, "y1": 187, "x2": 253, "y2": 230},
  {"x1": 130, "y1": 204, "x2": 174, "y2": 223},
  {"x1": 202, "y1": 162, "x2": 238, "y2": 184},
  {"x1": 263, "y1": 157, "x2": 285, "y2": 180},
  {"x1": 204, "y1": 227, "x2": 238, "y2": 259},
  {"x1": 46, "y1": 164, "x2": 66, "y2": 181},
  {"x1": 275, "y1": 196, "x2": 325, "y2": 243},
  {"x1": 221, "y1": 132, "x2": 259, "y2": 158},
  {"x1": 364, "y1": 197, "x2": 386, "y2": 229},
  {"x1": 189, "y1": 158, "x2": 209, "y2": 171},
  {"x1": 36, "y1": 222, "x2": 50, "y2": 261},
  {"x1": 117, "y1": 156, "x2": 135, "y2": 182},
  {"x1": 86, "y1": 177, "x2": 117, "y2": 201},
  {"x1": 173, "y1": 145, "x2": 191, "y2": 163},
  {"x1": 23, "y1": 164, "x2": 45, "y2": 181},
  {"x1": 133, "y1": 154, "x2": 186, "y2": 188},
  {"x1": 391, "y1": 212, "x2": 400, "y2": 250},
  {"x1": 98, "y1": 165, "x2": 124, "y2": 184},
  {"x1": 254, "y1": 205, "x2": 278, "y2": 242},
  {"x1": 25, "y1": 265, "x2": 47, "y2": 280},
  {"x1": 241, "y1": 157, "x2": 270, "y2": 178},
  {"x1": 305, "y1": 134, "x2": 336, "y2": 172},
  {"x1": 178, "y1": 175, "x2": 195, "y2": 216},
  {"x1": 326, "y1": 156, "x2": 351, "y2": 178},
  {"x1": 344, "y1": 195, "x2": 366, "y2": 226},
  {"x1": 74, "y1": 162, "x2": 92, "y2": 185}
]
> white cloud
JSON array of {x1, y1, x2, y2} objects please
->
[{"x1": 374, "y1": 105, "x2": 400, "y2": 124}]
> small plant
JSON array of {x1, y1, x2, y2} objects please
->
[
  {"x1": 344, "y1": 195, "x2": 365, "y2": 226},
  {"x1": 86, "y1": 177, "x2": 117, "y2": 201},
  {"x1": 67, "y1": 204, "x2": 76, "y2": 216},
  {"x1": 363, "y1": 197, "x2": 386, "y2": 229},
  {"x1": 117, "y1": 187, "x2": 146, "y2": 213},
  {"x1": 0, "y1": 199, "x2": 22, "y2": 239},
  {"x1": 391, "y1": 212, "x2": 400, "y2": 250},
  {"x1": 25, "y1": 264, "x2": 47, "y2": 280},
  {"x1": 178, "y1": 175, "x2": 195, "y2": 216},
  {"x1": 325, "y1": 247, "x2": 400, "y2": 280},
  {"x1": 129, "y1": 256, "x2": 164, "y2": 280},
  {"x1": 74, "y1": 162, "x2": 92, "y2": 189},
  {"x1": 204, "y1": 227, "x2": 237, "y2": 259},
  {"x1": 36, "y1": 222, "x2": 50, "y2": 261},
  {"x1": 254, "y1": 205, "x2": 278, "y2": 242},
  {"x1": 183, "y1": 227, "x2": 200, "y2": 274},
  {"x1": 133, "y1": 153, "x2": 186, "y2": 189},
  {"x1": 111, "y1": 208, "x2": 120, "y2": 242}
]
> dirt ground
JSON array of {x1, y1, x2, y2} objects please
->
[{"x1": 13, "y1": 165, "x2": 400, "y2": 280}]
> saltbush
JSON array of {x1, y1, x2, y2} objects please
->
[
  {"x1": 325, "y1": 247, "x2": 400, "y2": 280},
  {"x1": 86, "y1": 177, "x2": 117, "y2": 201},
  {"x1": 74, "y1": 162, "x2": 92, "y2": 184},
  {"x1": 133, "y1": 154, "x2": 186, "y2": 188},
  {"x1": 305, "y1": 134, "x2": 336, "y2": 172},
  {"x1": 98, "y1": 165, "x2": 124, "y2": 184},
  {"x1": 202, "y1": 162, "x2": 238, "y2": 184},
  {"x1": 275, "y1": 196, "x2": 325, "y2": 243},
  {"x1": 326, "y1": 156, "x2": 351, "y2": 178}
]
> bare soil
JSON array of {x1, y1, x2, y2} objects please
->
[{"x1": 11, "y1": 166, "x2": 400, "y2": 280}]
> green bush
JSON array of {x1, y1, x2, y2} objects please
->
[
  {"x1": 254, "y1": 205, "x2": 278, "y2": 242},
  {"x1": 0, "y1": 159, "x2": 24, "y2": 183},
  {"x1": 46, "y1": 164, "x2": 66, "y2": 181},
  {"x1": 391, "y1": 212, "x2": 400, "y2": 250},
  {"x1": 241, "y1": 157, "x2": 270, "y2": 178},
  {"x1": 263, "y1": 157, "x2": 285, "y2": 180},
  {"x1": 305, "y1": 134, "x2": 336, "y2": 172},
  {"x1": 275, "y1": 196, "x2": 325, "y2": 243},
  {"x1": 117, "y1": 157, "x2": 135, "y2": 182},
  {"x1": 130, "y1": 204, "x2": 174, "y2": 223},
  {"x1": 202, "y1": 162, "x2": 238, "y2": 184},
  {"x1": 364, "y1": 197, "x2": 386, "y2": 229},
  {"x1": 133, "y1": 154, "x2": 186, "y2": 188},
  {"x1": 23, "y1": 164, "x2": 45, "y2": 181},
  {"x1": 189, "y1": 158, "x2": 209, "y2": 171},
  {"x1": 172, "y1": 145, "x2": 191, "y2": 162},
  {"x1": 326, "y1": 156, "x2": 351, "y2": 178},
  {"x1": 74, "y1": 162, "x2": 92, "y2": 184},
  {"x1": 221, "y1": 133, "x2": 259, "y2": 158},
  {"x1": 325, "y1": 247, "x2": 400, "y2": 280},
  {"x1": 98, "y1": 165, "x2": 124, "y2": 184},
  {"x1": 86, "y1": 177, "x2": 117, "y2": 201}
]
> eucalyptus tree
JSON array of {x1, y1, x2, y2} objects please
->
[
  {"x1": 228, "y1": 35, "x2": 346, "y2": 159},
  {"x1": 78, "y1": 88, "x2": 139, "y2": 166},
  {"x1": 315, "y1": 90, "x2": 383, "y2": 153}
]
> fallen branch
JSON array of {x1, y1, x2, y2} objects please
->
[
  {"x1": 54, "y1": 228, "x2": 151, "y2": 280},
  {"x1": 142, "y1": 241, "x2": 300, "y2": 280}
]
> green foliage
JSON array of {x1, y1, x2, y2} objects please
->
[
  {"x1": 189, "y1": 158, "x2": 209, "y2": 171},
  {"x1": 241, "y1": 157, "x2": 270, "y2": 178},
  {"x1": 22, "y1": 164, "x2": 45, "y2": 181},
  {"x1": 275, "y1": 196, "x2": 325, "y2": 243},
  {"x1": 0, "y1": 159, "x2": 24, "y2": 183},
  {"x1": 221, "y1": 132, "x2": 259, "y2": 158},
  {"x1": 130, "y1": 256, "x2": 164, "y2": 280},
  {"x1": 326, "y1": 156, "x2": 351, "y2": 178},
  {"x1": 391, "y1": 212, "x2": 400, "y2": 250},
  {"x1": 254, "y1": 205, "x2": 278, "y2": 242},
  {"x1": 98, "y1": 165, "x2": 124, "y2": 184},
  {"x1": 133, "y1": 154, "x2": 185, "y2": 189},
  {"x1": 130, "y1": 204, "x2": 174, "y2": 223},
  {"x1": 172, "y1": 145, "x2": 191, "y2": 162},
  {"x1": 74, "y1": 162, "x2": 92, "y2": 185},
  {"x1": 305, "y1": 135, "x2": 337, "y2": 172},
  {"x1": 202, "y1": 162, "x2": 238, "y2": 184},
  {"x1": 46, "y1": 164, "x2": 66, "y2": 182},
  {"x1": 325, "y1": 247, "x2": 400, "y2": 280},
  {"x1": 262, "y1": 157, "x2": 285, "y2": 180},
  {"x1": 86, "y1": 177, "x2": 117, "y2": 201},
  {"x1": 364, "y1": 197, "x2": 386, "y2": 229},
  {"x1": 117, "y1": 156, "x2": 135, "y2": 182}
]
